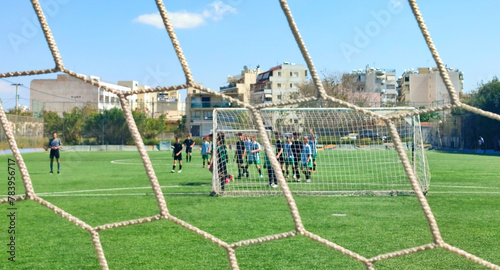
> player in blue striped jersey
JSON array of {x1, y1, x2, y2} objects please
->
[
  {"x1": 248, "y1": 135, "x2": 263, "y2": 178},
  {"x1": 283, "y1": 135, "x2": 294, "y2": 178}
]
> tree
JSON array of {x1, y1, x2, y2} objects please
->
[
  {"x1": 295, "y1": 71, "x2": 378, "y2": 107},
  {"x1": 418, "y1": 106, "x2": 441, "y2": 122},
  {"x1": 42, "y1": 111, "x2": 63, "y2": 137}
]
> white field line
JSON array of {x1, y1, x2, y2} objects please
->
[
  {"x1": 34, "y1": 184, "x2": 209, "y2": 196},
  {"x1": 35, "y1": 192, "x2": 208, "y2": 197},
  {"x1": 432, "y1": 185, "x2": 500, "y2": 189},
  {"x1": 427, "y1": 191, "x2": 500, "y2": 194}
]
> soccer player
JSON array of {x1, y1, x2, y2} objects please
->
[
  {"x1": 301, "y1": 135, "x2": 313, "y2": 182},
  {"x1": 216, "y1": 132, "x2": 232, "y2": 190},
  {"x1": 263, "y1": 150, "x2": 278, "y2": 188},
  {"x1": 183, "y1": 134, "x2": 195, "y2": 162},
  {"x1": 248, "y1": 135, "x2": 263, "y2": 178},
  {"x1": 291, "y1": 132, "x2": 303, "y2": 181},
  {"x1": 208, "y1": 133, "x2": 214, "y2": 171},
  {"x1": 283, "y1": 135, "x2": 294, "y2": 178},
  {"x1": 171, "y1": 137, "x2": 183, "y2": 173},
  {"x1": 235, "y1": 132, "x2": 247, "y2": 179},
  {"x1": 201, "y1": 136, "x2": 210, "y2": 168},
  {"x1": 275, "y1": 132, "x2": 285, "y2": 176},
  {"x1": 243, "y1": 134, "x2": 253, "y2": 177},
  {"x1": 309, "y1": 128, "x2": 318, "y2": 173},
  {"x1": 49, "y1": 132, "x2": 62, "y2": 175}
]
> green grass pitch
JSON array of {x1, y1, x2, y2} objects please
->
[{"x1": 0, "y1": 150, "x2": 499, "y2": 269}]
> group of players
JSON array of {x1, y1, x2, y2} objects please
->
[
  {"x1": 210, "y1": 130, "x2": 318, "y2": 190},
  {"x1": 168, "y1": 130, "x2": 318, "y2": 191}
]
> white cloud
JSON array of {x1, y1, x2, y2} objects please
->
[
  {"x1": 206, "y1": 1, "x2": 237, "y2": 21},
  {"x1": 133, "y1": 1, "x2": 236, "y2": 29}
]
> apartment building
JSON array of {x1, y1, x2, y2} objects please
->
[
  {"x1": 220, "y1": 66, "x2": 262, "y2": 104},
  {"x1": 352, "y1": 66, "x2": 398, "y2": 105},
  {"x1": 31, "y1": 74, "x2": 135, "y2": 116},
  {"x1": 397, "y1": 67, "x2": 464, "y2": 107},
  {"x1": 250, "y1": 62, "x2": 308, "y2": 105}
]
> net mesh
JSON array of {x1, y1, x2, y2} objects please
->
[
  {"x1": 0, "y1": 0, "x2": 499, "y2": 269},
  {"x1": 212, "y1": 108, "x2": 430, "y2": 197}
]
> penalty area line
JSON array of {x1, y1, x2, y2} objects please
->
[
  {"x1": 35, "y1": 184, "x2": 210, "y2": 195},
  {"x1": 36, "y1": 192, "x2": 208, "y2": 197}
]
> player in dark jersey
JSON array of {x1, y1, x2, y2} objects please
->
[
  {"x1": 183, "y1": 135, "x2": 195, "y2": 162},
  {"x1": 291, "y1": 132, "x2": 303, "y2": 181},
  {"x1": 235, "y1": 132, "x2": 247, "y2": 179},
  {"x1": 172, "y1": 137, "x2": 183, "y2": 173},
  {"x1": 49, "y1": 132, "x2": 62, "y2": 174},
  {"x1": 275, "y1": 132, "x2": 285, "y2": 176},
  {"x1": 216, "y1": 132, "x2": 232, "y2": 190}
]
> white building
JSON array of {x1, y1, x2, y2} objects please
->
[
  {"x1": 397, "y1": 67, "x2": 464, "y2": 107},
  {"x1": 352, "y1": 66, "x2": 398, "y2": 105},
  {"x1": 251, "y1": 62, "x2": 308, "y2": 104},
  {"x1": 31, "y1": 75, "x2": 135, "y2": 116}
]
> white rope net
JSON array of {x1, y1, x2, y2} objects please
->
[{"x1": 0, "y1": 0, "x2": 498, "y2": 269}]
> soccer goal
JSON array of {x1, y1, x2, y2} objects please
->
[{"x1": 211, "y1": 107, "x2": 430, "y2": 197}]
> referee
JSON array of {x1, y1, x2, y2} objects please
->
[{"x1": 49, "y1": 132, "x2": 62, "y2": 175}]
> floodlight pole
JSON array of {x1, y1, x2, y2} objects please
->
[{"x1": 12, "y1": 83, "x2": 23, "y2": 113}]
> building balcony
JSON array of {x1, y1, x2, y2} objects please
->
[
  {"x1": 220, "y1": 84, "x2": 237, "y2": 91},
  {"x1": 190, "y1": 101, "x2": 237, "y2": 108}
]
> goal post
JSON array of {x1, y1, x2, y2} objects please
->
[{"x1": 212, "y1": 107, "x2": 430, "y2": 197}]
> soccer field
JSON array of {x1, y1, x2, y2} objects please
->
[{"x1": 1, "y1": 150, "x2": 499, "y2": 269}]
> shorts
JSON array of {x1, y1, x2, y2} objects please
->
[
  {"x1": 301, "y1": 160, "x2": 313, "y2": 169},
  {"x1": 49, "y1": 149, "x2": 60, "y2": 159},
  {"x1": 248, "y1": 160, "x2": 260, "y2": 165},
  {"x1": 236, "y1": 154, "x2": 244, "y2": 164},
  {"x1": 285, "y1": 158, "x2": 294, "y2": 166},
  {"x1": 186, "y1": 148, "x2": 192, "y2": 153},
  {"x1": 277, "y1": 155, "x2": 285, "y2": 164},
  {"x1": 202, "y1": 154, "x2": 209, "y2": 159},
  {"x1": 312, "y1": 153, "x2": 317, "y2": 161},
  {"x1": 174, "y1": 154, "x2": 182, "y2": 160}
]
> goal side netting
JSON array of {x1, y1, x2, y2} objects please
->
[{"x1": 211, "y1": 108, "x2": 430, "y2": 197}]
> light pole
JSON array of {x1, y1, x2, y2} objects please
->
[{"x1": 11, "y1": 83, "x2": 22, "y2": 113}]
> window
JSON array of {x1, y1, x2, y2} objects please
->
[
  {"x1": 405, "y1": 77, "x2": 409, "y2": 82},
  {"x1": 290, "y1": 83, "x2": 293, "y2": 88},
  {"x1": 277, "y1": 83, "x2": 281, "y2": 88},
  {"x1": 203, "y1": 111, "x2": 213, "y2": 120},
  {"x1": 293, "y1": 72, "x2": 299, "y2": 77},
  {"x1": 278, "y1": 72, "x2": 281, "y2": 76},
  {"x1": 192, "y1": 111, "x2": 201, "y2": 120},
  {"x1": 290, "y1": 72, "x2": 292, "y2": 76},
  {"x1": 277, "y1": 95, "x2": 282, "y2": 100}
]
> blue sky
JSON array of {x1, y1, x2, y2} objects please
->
[{"x1": 1, "y1": 0, "x2": 499, "y2": 111}]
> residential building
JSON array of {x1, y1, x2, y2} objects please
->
[
  {"x1": 30, "y1": 74, "x2": 135, "y2": 116},
  {"x1": 185, "y1": 84, "x2": 237, "y2": 137},
  {"x1": 119, "y1": 80, "x2": 185, "y2": 120},
  {"x1": 397, "y1": 67, "x2": 464, "y2": 107},
  {"x1": 351, "y1": 66, "x2": 398, "y2": 105},
  {"x1": 250, "y1": 62, "x2": 308, "y2": 105},
  {"x1": 155, "y1": 90, "x2": 185, "y2": 121},
  {"x1": 220, "y1": 66, "x2": 262, "y2": 104}
]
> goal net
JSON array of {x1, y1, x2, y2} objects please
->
[{"x1": 211, "y1": 108, "x2": 430, "y2": 197}]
